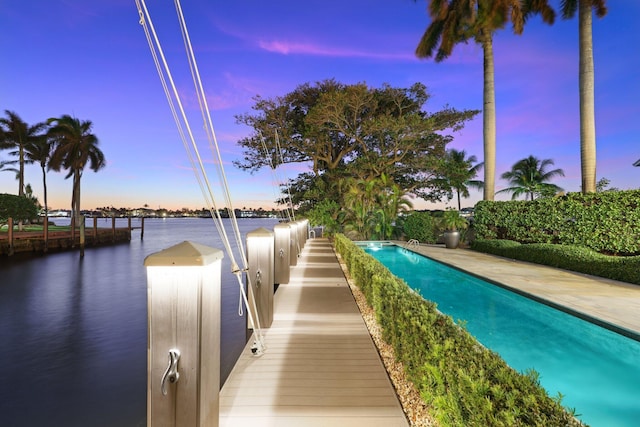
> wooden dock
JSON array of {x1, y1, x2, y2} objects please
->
[
  {"x1": 0, "y1": 216, "x2": 143, "y2": 256},
  {"x1": 219, "y1": 238, "x2": 409, "y2": 426}
]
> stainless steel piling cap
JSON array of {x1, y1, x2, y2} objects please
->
[
  {"x1": 247, "y1": 227, "x2": 274, "y2": 237},
  {"x1": 144, "y1": 240, "x2": 224, "y2": 266}
]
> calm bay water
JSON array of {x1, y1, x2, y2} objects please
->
[{"x1": 0, "y1": 217, "x2": 278, "y2": 427}]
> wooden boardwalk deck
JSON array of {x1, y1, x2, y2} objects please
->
[{"x1": 219, "y1": 238, "x2": 409, "y2": 427}]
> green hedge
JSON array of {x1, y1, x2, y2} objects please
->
[
  {"x1": 403, "y1": 211, "x2": 437, "y2": 243},
  {"x1": 471, "y1": 239, "x2": 640, "y2": 285},
  {"x1": 334, "y1": 234, "x2": 584, "y2": 427},
  {"x1": 474, "y1": 191, "x2": 640, "y2": 255}
]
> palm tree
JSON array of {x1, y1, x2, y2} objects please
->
[
  {"x1": 340, "y1": 174, "x2": 412, "y2": 239},
  {"x1": 497, "y1": 155, "x2": 565, "y2": 200},
  {"x1": 342, "y1": 177, "x2": 376, "y2": 239},
  {"x1": 371, "y1": 174, "x2": 413, "y2": 239},
  {"x1": 24, "y1": 135, "x2": 54, "y2": 217},
  {"x1": 0, "y1": 157, "x2": 18, "y2": 176},
  {"x1": 415, "y1": 0, "x2": 555, "y2": 201},
  {"x1": 437, "y1": 148, "x2": 484, "y2": 210},
  {"x1": 47, "y1": 115, "x2": 106, "y2": 222},
  {"x1": 560, "y1": 0, "x2": 607, "y2": 193},
  {"x1": 0, "y1": 110, "x2": 48, "y2": 197}
]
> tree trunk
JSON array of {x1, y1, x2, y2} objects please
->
[
  {"x1": 482, "y1": 37, "x2": 497, "y2": 201},
  {"x1": 18, "y1": 145, "x2": 25, "y2": 197},
  {"x1": 74, "y1": 170, "x2": 82, "y2": 222},
  {"x1": 70, "y1": 179, "x2": 76, "y2": 224},
  {"x1": 41, "y1": 165, "x2": 48, "y2": 216},
  {"x1": 18, "y1": 144, "x2": 25, "y2": 231},
  {"x1": 579, "y1": 1, "x2": 597, "y2": 193},
  {"x1": 70, "y1": 170, "x2": 81, "y2": 224}
]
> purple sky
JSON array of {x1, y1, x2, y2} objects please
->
[{"x1": 1, "y1": 0, "x2": 638, "y2": 211}]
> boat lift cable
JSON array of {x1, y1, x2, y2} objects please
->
[
  {"x1": 274, "y1": 130, "x2": 296, "y2": 222},
  {"x1": 135, "y1": 3, "x2": 215, "y2": 219},
  {"x1": 259, "y1": 132, "x2": 290, "y2": 222},
  {"x1": 135, "y1": 0, "x2": 228, "y2": 260},
  {"x1": 135, "y1": 0, "x2": 265, "y2": 355},
  {"x1": 173, "y1": 0, "x2": 246, "y2": 258},
  {"x1": 172, "y1": 0, "x2": 265, "y2": 355}
]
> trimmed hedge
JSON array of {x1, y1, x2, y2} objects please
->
[
  {"x1": 474, "y1": 191, "x2": 640, "y2": 255},
  {"x1": 334, "y1": 234, "x2": 584, "y2": 427},
  {"x1": 471, "y1": 239, "x2": 640, "y2": 285},
  {"x1": 403, "y1": 211, "x2": 437, "y2": 243}
]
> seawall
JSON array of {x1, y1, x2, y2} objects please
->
[{"x1": 0, "y1": 228, "x2": 132, "y2": 256}]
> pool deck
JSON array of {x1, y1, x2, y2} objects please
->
[
  {"x1": 219, "y1": 238, "x2": 409, "y2": 427},
  {"x1": 399, "y1": 242, "x2": 640, "y2": 339}
]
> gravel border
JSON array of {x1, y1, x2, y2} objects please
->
[{"x1": 337, "y1": 253, "x2": 437, "y2": 427}]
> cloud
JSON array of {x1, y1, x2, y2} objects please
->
[{"x1": 256, "y1": 39, "x2": 416, "y2": 61}]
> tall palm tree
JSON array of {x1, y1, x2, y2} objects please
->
[
  {"x1": 561, "y1": 0, "x2": 607, "y2": 193},
  {"x1": 0, "y1": 110, "x2": 48, "y2": 196},
  {"x1": 47, "y1": 115, "x2": 106, "y2": 222},
  {"x1": 415, "y1": 0, "x2": 555, "y2": 201},
  {"x1": 24, "y1": 135, "x2": 54, "y2": 217},
  {"x1": 497, "y1": 155, "x2": 565, "y2": 200},
  {"x1": 437, "y1": 148, "x2": 484, "y2": 210}
]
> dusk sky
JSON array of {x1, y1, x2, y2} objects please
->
[{"x1": 1, "y1": 1, "x2": 639, "y2": 211}]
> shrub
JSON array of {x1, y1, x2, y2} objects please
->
[
  {"x1": 0, "y1": 193, "x2": 39, "y2": 226},
  {"x1": 442, "y1": 209, "x2": 468, "y2": 231},
  {"x1": 471, "y1": 239, "x2": 640, "y2": 285},
  {"x1": 474, "y1": 190, "x2": 640, "y2": 255},
  {"x1": 402, "y1": 211, "x2": 436, "y2": 243},
  {"x1": 305, "y1": 199, "x2": 341, "y2": 236}
]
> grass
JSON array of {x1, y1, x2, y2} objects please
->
[{"x1": 0, "y1": 224, "x2": 72, "y2": 232}]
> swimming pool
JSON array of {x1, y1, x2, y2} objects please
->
[{"x1": 364, "y1": 245, "x2": 640, "y2": 427}]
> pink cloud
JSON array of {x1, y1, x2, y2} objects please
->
[{"x1": 256, "y1": 39, "x2": 416, "y2": 61}]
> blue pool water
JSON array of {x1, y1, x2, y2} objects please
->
[{"x1": 364, "y1": 245, "x2": 640, "y2": 427}]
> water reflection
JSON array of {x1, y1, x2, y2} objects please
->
[{"x1": 0, "y1": 217, "x2": 277, "y2": 427}]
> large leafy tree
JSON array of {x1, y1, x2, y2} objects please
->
[
  {"x1": 236, "y1": 81, "x2": 477, "y2": 236},
  {"x1": 561, "y1": 0, "x2": 607, "y2": 193},
  {"x1": 497, "y1": 155, "x2": 565, "y2": 200},
  {"x1": 235, "y1": 80, "x2": 479, "y2": 207},
  {"x1": 415, "y1": 0, "x2": 555, "y2": 201},
  {"x1": 435, "y1": 148, "x2": 484, "y2": 210},
  {"x1": 0, "y1": 110, "x2": 48, "y2": 197},
  {"x1": 48, "y1": 115, "x2": 106, "y2": 222},
  {"x1": 236, "y1": 79, "x2": 346, "y2": 174}
]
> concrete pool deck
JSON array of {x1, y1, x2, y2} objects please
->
[{"x1": 397, "y1": 242, "x2": 640, "y2": 339}]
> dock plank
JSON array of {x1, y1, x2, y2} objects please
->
[{"x1": 219, "y1": 238, "x2": 408, "y2": 426}]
